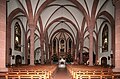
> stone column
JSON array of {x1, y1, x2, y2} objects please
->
[
  {"x1": 95, "y1": 36, "x2": 98, "y2": 65},
  {"x1": 25, "y1": 34, "x2": 28, "y2": 64},
  {"x1": 30, "y1": 26, "x2": 35, "y2": 65},
  {"x1": 73, "y1": 44, "x2": 76, "y2": 60},
  {"x1": 89, "y1": 31, "x2": 94, "y2": 66},
  {"x1": 49, "y1": 44, "x2": 52, "y2": 64},
  {"x1": 40, "y1": 38, "x2": 44, "y2": 64},
  {"x1": 6, "y1": 23, "x2": 11, "y2": 66},
  {"x1": 113, "y1": 0, "x2": 120, "y2": 72},
  {"x1": 79, "y1": 38, "x2": 83, "y2": 64},
  {"x1": 0, "y1": 0, "x2": 8, "y2": 72}
]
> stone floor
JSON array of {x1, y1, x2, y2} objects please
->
[{"x1": 53, "y1": 68, "x2": 71, "y2": 79}]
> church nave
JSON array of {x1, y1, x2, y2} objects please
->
[{"x1": 1, "y1": 0, "x2": 120, "y2": 79}]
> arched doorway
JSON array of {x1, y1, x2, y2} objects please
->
[
  {"x1": 101, "y1": 57, "x2": 107, "y2": 66},
  {"x1": 15, "y1": 55, "x2": 22, "y2": 65}
]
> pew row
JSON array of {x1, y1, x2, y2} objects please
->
[
  {"x1": 5, "y1": 65, "x2": 57, "y2": 79},
  {"x1": 67, "y1": 65, "x2": 114, "y2": 79}
]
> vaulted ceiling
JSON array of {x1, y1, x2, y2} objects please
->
[{"x1": 7, "y1": 0, "x2": 114, "y2": 45}]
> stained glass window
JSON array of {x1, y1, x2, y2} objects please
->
[
  {"x1": 102, "y1": 24, "x2": 108, "y2": 52},
  {"x1": 14, "y1": 22, "x2": 21, "y2": 51}
]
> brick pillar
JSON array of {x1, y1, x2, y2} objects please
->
[
  {"x1": 89, "y1": 31, "x2": 93, "y2": 66},
  {"x1": 30, "y1": 26, "x2": 35, "y2": 65},
  {"x1": 0, "y1": 0, "x2": 8, "y2": 72},
  {"x1": 113, "y1": 0, "x2": 120, "y2": 72}
]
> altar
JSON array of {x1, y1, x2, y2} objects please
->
[{"x1": 58, "y1": 58, "x2": 66, "y2": 68}]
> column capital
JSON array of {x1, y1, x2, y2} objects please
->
[
  {"x1": 89, "y1": 29, "x2": 93, "y2": 34},
  {"x1": 29, "y1": 23, "x2": 36, "y2": 27},
  {"x1": 29, "y1": 23, "x2": 36, "y2": 30},
  {"x1": 88, "y1": 24, "x2": 94, "y2": 34}
]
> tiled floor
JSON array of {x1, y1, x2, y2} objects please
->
[{"x1": 53, "y1": 68, "x2": 71, "y2": 79}]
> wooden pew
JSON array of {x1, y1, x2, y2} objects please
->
[
  {"x1": 5, "y1": 65, "x2": 57, "y2": 79},
  {"x1": 67, "y1": 65, "x2": 114, "y2": 79}
]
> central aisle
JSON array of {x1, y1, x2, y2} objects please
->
[{"x1": 53, "y1": 68, "x2": 71, "y2": 79}]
